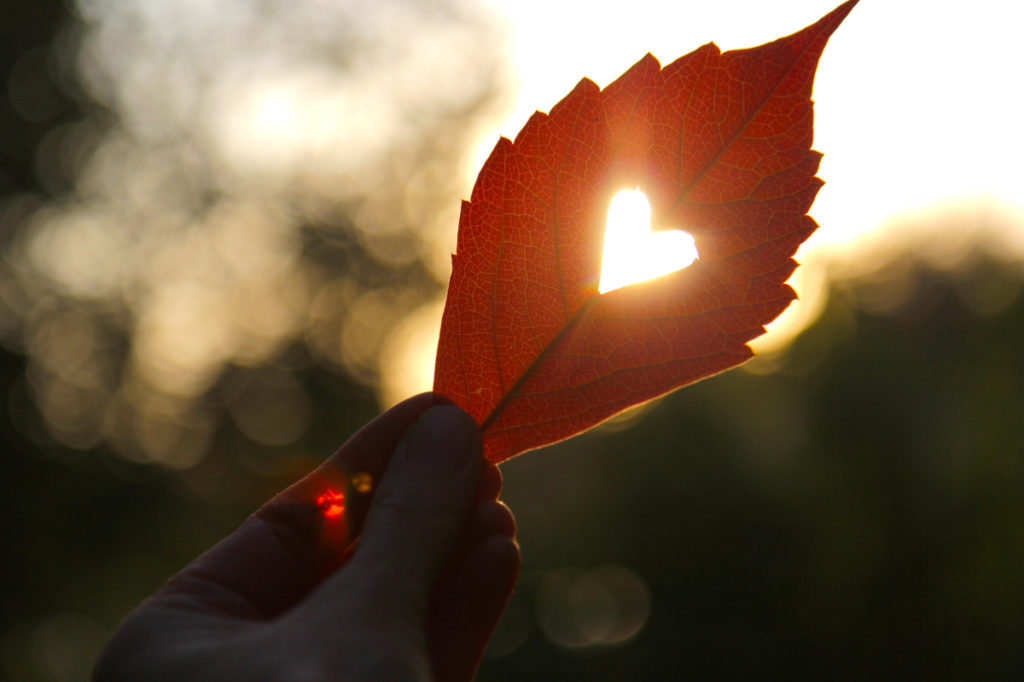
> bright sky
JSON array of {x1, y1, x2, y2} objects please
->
[
  {"x1": 488, "y1": 0, "x2": 1024, "y2": 252},
  {"x1": 598, "y1": 190, "x2": 698, "y2": 294}
]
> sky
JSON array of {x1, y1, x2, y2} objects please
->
[{"x1": 490, "y1": 0, "x2": 1023, "y2": 248}]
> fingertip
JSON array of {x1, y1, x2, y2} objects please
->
[
  {"x1": 476, "y1": 533, "x2": 521, "y2": 584},
  {"x1": 470, "y1": 499, "x2": 516, "y2": 541},
  {"x1": 398, "y1": 405, "x2": 481, "y2": 473},
  {"x1": 475, "y1": 464, "x2": 503, "y2": 501}
]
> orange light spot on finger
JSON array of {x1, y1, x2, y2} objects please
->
[
  {"x1": 316, "y1": 489, "x2": 345, "y2": 518},
  {"x1": 350, "y1": 471, "x2": 373, "y2": 493}
]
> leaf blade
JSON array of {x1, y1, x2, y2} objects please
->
[{"x1": 435, "y1": 1, "x2": 858, "y2": 462}]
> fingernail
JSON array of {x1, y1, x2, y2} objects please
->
[{"x1": 407, "y1": 405, "x2": 480, "y2": 469}]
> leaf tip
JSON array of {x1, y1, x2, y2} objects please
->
[{"x1": 816, "y1": 0, "x2": 860, "y2": 34}]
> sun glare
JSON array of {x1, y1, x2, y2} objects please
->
[{"x1": 598, "y1": 189, "x2": 698, "y2": 294}]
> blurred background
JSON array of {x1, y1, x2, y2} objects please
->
[{"x1": 1, "y1": 0, "x2": 1022, "y2": 679}]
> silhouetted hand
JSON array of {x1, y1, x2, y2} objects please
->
[{"x1": 93, "y1": 394, "x2": 519, "y2": 682}]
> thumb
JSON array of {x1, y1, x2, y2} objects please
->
[{"x1": 325, "y1": 405, "x2": 483, "y2": 625}]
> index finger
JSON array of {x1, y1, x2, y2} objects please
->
[{"x1": 264, "y1": 392, "x2": 439, "y2": 568}]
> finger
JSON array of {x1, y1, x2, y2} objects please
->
[
  {"x1": 428, "y1": 499, "x2": 518, "y2": 681},
  {"x1": 271, "y1": 392, "x2": 438, "y2": 554},
  {"x1": 442, "y1": 499, "x2": 516, "y2": 575},
  {"x1": 150, "y1": 394, "x2": 435, "y2": 619},
  {"x1": 475, "y1": 463, "x2": 503, "y2": 502},
  {"x1": 321, "y1": 405, "x2": 482, "y2": 627},
  {"x1": 429, "y1": 534, "x2": 521, "y2": 682}
]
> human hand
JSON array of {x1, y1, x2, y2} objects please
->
[{"x1": 93, "y1": 394, "x2": 520, "y2": 682}]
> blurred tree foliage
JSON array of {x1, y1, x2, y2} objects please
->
[
  {"x1": 0, "y1": 0, "x2": 80, "y2": 197},
  {"x1": 0, "y1": 0, "x2": 507, "y2": 470}
]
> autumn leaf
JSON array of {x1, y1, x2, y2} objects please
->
[{"x1": 434, "y1": 1, "x2": 858, "y2": 462}]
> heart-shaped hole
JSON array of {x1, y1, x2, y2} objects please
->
[{"x1": 598, "y1": 189, "x2": 698, "y2": 294}]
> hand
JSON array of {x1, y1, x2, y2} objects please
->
[{"x1": 93, "y1": 394, "x2": 520, "y2": 682}]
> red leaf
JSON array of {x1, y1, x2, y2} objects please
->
[{"x1": 434, "y1": 1, "x2": 857, "y2": 462}]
